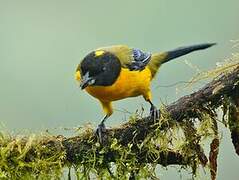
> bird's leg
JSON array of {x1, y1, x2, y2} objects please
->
[
  {"x1": 147, "y1": 100, "x2": 160, "y2": 120},
  {"x1": 96, "y1": 115, "x2": 109, "y2": 144}
]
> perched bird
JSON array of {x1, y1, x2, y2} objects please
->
[{"x1": 75, "y1": 43, "x2": 215, "y2": 142}]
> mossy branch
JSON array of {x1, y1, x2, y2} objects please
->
[{"x1": 0, "y1": 64, "x2": 238, "y2": 179}]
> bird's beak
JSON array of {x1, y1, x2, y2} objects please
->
[
  {"x1": 80, "y1": 72, "x2": 95, "y2": 90},
  {"x1": 80, "y1": 78, "x2": 91, "y2": 90}
]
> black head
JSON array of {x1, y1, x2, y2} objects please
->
[{"x1": 77, "y1": 50, "x2": 121, "y2": 89}]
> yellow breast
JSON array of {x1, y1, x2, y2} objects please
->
[{"x1": 85, "y1": 67, "x2": 152, "y2": 102}]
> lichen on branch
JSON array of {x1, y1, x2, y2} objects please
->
[{"x1": 0, "y1": 61, "x2": 238, "y2": 179}]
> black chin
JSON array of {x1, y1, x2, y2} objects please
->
[{"x1": 80, "y1": 82, "x2": 88, "y2": 90}]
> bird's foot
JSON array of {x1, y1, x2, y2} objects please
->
[
  {"x1": 95, "y1": 122, "x2": 107, "y2": 145},
  {"x1": 150, "y1": 105, "x2": 160, "y2": 120}
]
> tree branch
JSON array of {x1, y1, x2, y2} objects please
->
[
  {"x1": 1, "y1": 65, "x2": 238, "y2": 179},
  {"x1": 63, "y1": 65, "x2": 239, "y2": 166}
]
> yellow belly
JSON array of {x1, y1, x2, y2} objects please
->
[{"x1": 85, "y1": 67, "x2": 152, "y2": 102}]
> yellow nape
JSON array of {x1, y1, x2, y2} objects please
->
[
  {"x1": 95, "y1": 50, "x2": 105, "y2": 57},
  {"x1": 75, "y1": 71, "x2": 81, "y2": 81}
]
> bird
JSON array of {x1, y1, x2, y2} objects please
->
[{"x1": 75, "y1": 43, "x2": 215, "y2": 143}]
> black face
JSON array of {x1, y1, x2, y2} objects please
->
[{"x1": 77, "y1": 51, "x2": 121, "y2": 88}]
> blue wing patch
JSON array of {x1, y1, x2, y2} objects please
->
[{"x1": 127, "y1": 49, "x2": 151, "y2": 71}]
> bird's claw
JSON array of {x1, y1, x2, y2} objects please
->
[
  {"x1": 150, "y1": 105, "x2": 160, "y2": 120},
  {"x1": 96, "y1": 123, "x2": 107, "y2": 144}
]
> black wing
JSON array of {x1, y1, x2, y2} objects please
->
[{"x1": 127, "y1": 49, "x2": 151, "y2": 71}]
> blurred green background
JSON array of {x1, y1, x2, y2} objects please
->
[{"x1": 0, "y1": 0, "x2": 238, "y2": 179}]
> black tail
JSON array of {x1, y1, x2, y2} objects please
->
[{"x1": 163, "y1": 43, "x2": 216, "y2": 64}]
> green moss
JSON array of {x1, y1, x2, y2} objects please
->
[
  {"x1": 0, "y1": 105, "x2": 231, "y2": 179},
  {"x1": 0, "y1": 55, "x2": 238, "y2": 179},
  {"x1": 0, "y1": 133, "x2": 65, "y2": 179}
]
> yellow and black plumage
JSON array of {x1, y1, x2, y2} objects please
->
[{"x1": 75, "y1": 43, "x2": 215, "y2": 141}]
